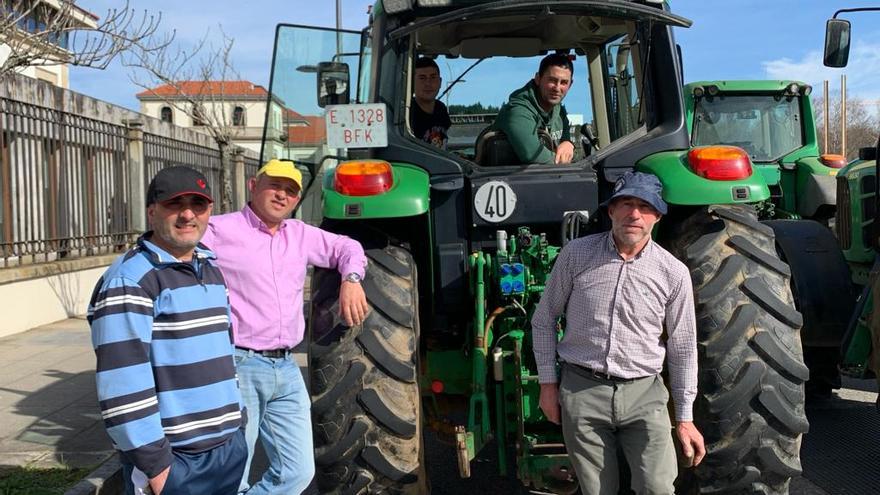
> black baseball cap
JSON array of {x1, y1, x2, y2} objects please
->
[{"x1": 146, "y1": 166, "x2": 213, "y2": 206}]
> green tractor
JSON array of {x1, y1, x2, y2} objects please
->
[
  {"x1": 683, "y1": 79, "x2": 857, "y2": 396},
  {"x1": 823, "y1": 9, "x2": 880, "y2": 395},
  {"x1": 260, "y1": 1, "x2": 822, "y2": 493},
  {"x1": 684, "y1": 79, "x2": 840, "y2": 224}
]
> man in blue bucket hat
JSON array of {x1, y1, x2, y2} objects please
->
[{"x1": 531, "y1": 171, "x2": 705, "y2": 494}]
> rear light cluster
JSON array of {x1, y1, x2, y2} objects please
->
[
  {"x1": 333, "y1": 160, "x2": 393, "y2": 196},
  {"x1": 819, "y1": 154, "x2": 847, "y2": 169},
  {"x1": 687, "y1": 146, "x2": 753, "y2": 181}
]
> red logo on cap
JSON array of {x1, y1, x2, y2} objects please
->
[{"x1": 197, "y1": 179, "x2": 206, "y2": 189}]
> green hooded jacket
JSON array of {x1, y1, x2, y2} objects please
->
[{"x1": 491, "y1": 80, "x2": 571, "y2": 164}]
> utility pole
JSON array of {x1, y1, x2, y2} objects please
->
[
  {"x1": 336, "y1": 0, "x2": 343, "y2": 56},
  {"x1": 823, "y1": 80, "x2": 829, "y2": 155}
]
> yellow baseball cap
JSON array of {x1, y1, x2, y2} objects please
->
[{"x1": 257, "y1": 159, "x2": 303, "y2": 189}]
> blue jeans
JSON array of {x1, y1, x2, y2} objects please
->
[{"x1": 234, "y1": 349, "x2": 314, "y2": 495}]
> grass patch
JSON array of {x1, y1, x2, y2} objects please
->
[{"x1": 0, "y1": 466, "x2": 92, "y2": 495}]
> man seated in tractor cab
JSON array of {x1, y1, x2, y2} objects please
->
[
  {"x1": 485, "y1": 53, "x2": 576, "y2": 165},
  {"x1": 410, "y1": 57, "x2": 452, "y2": 149}
]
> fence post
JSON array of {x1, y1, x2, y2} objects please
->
[
  {"x1": 233, "y1": 148, "x2": 246, "y2": 210},
  {"x1": 126, "y1": 120, "x2": 146, "y2": 232}
]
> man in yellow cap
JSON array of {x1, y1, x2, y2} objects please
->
[{"x1": 201, "y1": 159, "x2": 369, "y2": 494}]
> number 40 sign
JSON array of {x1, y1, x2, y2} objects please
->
[{"x1": 474, "y1": 180, "x2": 517, "y2": 223}]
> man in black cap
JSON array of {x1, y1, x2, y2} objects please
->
[
  {"x1": 531, "y1": 171, "x2": 705, "y2": 494},
  {"x1": 89, "y1": 166, "x2": 246, "y2": 495}
]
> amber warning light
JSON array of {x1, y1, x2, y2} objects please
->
[
  {"x1": 819, "y1": 154, "x2": 847, "y2": 169},
  {"x1": 334, "y1": 160, "x2": 394, "y2": 196},
  {"x1": 688, "y1": 145, "x2": 753, "y2": 181}
]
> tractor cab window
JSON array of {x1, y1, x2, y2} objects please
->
[
  {"x1": 259, "y1": 25, "x2": 365, "y2": 164},
  {"x1": 604, "y1": 33, "x2": 643, "y2": 140},
  {"x1": 406, "y1": 15, "x2": 645, "y2": 169},
  {"x1": 692, "y1": 94, "x2": 804, "y2": 162}
]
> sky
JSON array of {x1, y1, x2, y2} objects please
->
[{"x1": 70, "y1": 0, "x2": 880, "y2": 113}]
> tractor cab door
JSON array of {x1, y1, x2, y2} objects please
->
[{"x1": 259, "y1": 23, "x2": 371, "y2": 222}]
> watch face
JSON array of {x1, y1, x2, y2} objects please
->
[{"x1": 346, "y1": 273, "x2": 362, "y2": 283}]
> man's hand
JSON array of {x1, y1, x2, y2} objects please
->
[
  {"x1": 148, "y1": 466, "x2": 170, "y2": 494},
  {"x1": 539, "y1": 383, "x2": 561, "y2": 424},
  {"x1": 675, "y1": 421, "x2": 706, "y2": 467},
  {"x1": 339, "y1": 281, "x2": 370, "y2": 327},
  {"x1": 554, "y1": 141, "x2": 575, "y2": 164}
]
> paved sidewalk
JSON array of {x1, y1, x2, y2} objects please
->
[{"x1": 0, "y1": 318, "x2": 114, "y2": 474}]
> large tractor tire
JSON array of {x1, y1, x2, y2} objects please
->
[
  {"x1": 309, "y1": 245, "x2": 424, "y2": 494},
  {"x1": 666, "y1": 205, "x2": 809, "y2": 495},
  {"x1": 764, "y1": 219, "x2": 856, "y2": 398}
]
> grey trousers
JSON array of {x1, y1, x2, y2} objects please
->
[{"x1": 559, "y1": 365, "x2": 677, "y2": 495}]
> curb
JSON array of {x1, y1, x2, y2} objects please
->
[{"x1": 63, "y1": 455, "x2": 122, "y2": 495}]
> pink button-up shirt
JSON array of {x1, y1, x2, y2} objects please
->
[{"x1": 202, "y1": 205, "x2": 367, "y2": 350}]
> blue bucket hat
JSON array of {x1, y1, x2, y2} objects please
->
[{"x1": 600, "y1": 171, "x2": 667, "y2": 215}]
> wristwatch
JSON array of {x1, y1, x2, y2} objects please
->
[{"x1": 344, "y1": 272, "x2": 363, "y2": 284}]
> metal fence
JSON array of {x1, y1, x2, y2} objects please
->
[
  {"x1": 243, "y1": 153, "x2": 260, "y2": 179},
  {"x1": 143, "y1": 133, "x2": 223, "y2": 197},
  {"x1": 0, "y1": 97, "x2": 138, "y2": 267},
  {"x1": 0, "y1": 92, "x2": 261, "y2": 269}
]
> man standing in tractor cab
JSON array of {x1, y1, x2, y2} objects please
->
[
  {"x1": 410, "y1": 57, "x2": 452, "y2": 148},
  {"x1": 531, "y1": 172, "x2": 705, "y2": 494},
  {"x1": 200, "y1": 159, "x2": 369, "y2": 495},
  {"x1": 491, "y1": 53, "x2": 576, "y2": 164},
  {"x1": 89, "y1": 166, "x2": 247, "y2": 494}
]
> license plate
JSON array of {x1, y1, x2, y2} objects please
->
[{"x1": 325, "y1": 103, "x2": 388, "y2": 148}]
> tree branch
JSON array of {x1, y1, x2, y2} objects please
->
[{"x1": 0, "y1": 0, "x2": 171, "y2": 78}]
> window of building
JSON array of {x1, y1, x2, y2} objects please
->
[
  {"x1": 160, "y1": 106, "x2": 173, "y2": 124},
  {"x1": 232, "y1": 106, "x2": 245, "y2": 126},
  {"x1": 192, "y1": 104, "x2": 207, "y2": 126}
]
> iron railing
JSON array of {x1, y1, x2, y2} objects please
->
[
  {"x1": 0, "y1": 94, "x2": 260, "y2": 268},
  {"x1": 243, "y1": 153, "x2": 260, "y2": 179},
  {"x1": 143, "y1": 133, "x2": 222, "y2": 196},
  {"x1": 0, "y1": 97, "x2": 139, "y2": 267}
]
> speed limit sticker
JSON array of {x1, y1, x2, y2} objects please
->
[{"x1": 474, "y1": 181, "x2": 517, "y2": 223}]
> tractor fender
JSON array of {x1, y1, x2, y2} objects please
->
[
  {"x1": 322, "y1": 162, "x2": 430, "y2": 219},
  {"x1": 797, "y1": 172, "x2": 837, "y2": 218},
  {"x1": 764, "y1": 219, "x2": 856, "y2": 348},
  {"x1": 636, "y1": 151, "x2": 771, "y2": 205},
  {"x1": 764, "y1": 219, "x2": 856, "y2": 396}
]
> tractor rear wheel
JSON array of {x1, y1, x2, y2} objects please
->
[
  {"x1": 666, "y1": 205, "x2": 809, "y2": 495},
  {"x1": 309, "y1": 245, "x2": 424, "y2": 494}
]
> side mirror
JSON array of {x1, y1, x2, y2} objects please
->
[
  {"x1": 317, "y1": 62, "x2": 350, "y2": 107},
  {"x1": 824, "y1": 18, "x2": 851, "y2": 68},
  {"x1": 580, "y1": 123, "x2": 599, "y2": 158}
]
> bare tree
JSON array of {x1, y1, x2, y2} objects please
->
[
  {"x1": 0, "y1": 0, "x2": 170, "y2": 79},
  {"x1": 814, "y1": 95, "x2": 880, "y2": 160},
  {"x1": 124, "y1": 27, "x2": 247, "y2": 212}
]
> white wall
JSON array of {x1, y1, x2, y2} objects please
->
[
  {"x1": 0, "y1": 44, "x2": 68, "y2": 88},
  {"x1": 0, "y1": 264, "x2": 108, "y2": 339},
  {"x1": 140, "y1": 99, "x2": 268, "y2": 128}
]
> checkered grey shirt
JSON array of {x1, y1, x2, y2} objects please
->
[{"x1": 531, "y1": 232, "x2": 697, "y2": 421}]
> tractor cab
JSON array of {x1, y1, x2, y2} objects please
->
[
  {"x1": 683, "y1": 80, "x2": 840, "y2": 223},
  {"x1": 259, "y1": 2, "x2": 691, "y2": 238},
  {"x1": 256, "y1": 2, "x2": 818, "y2": 494}
]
